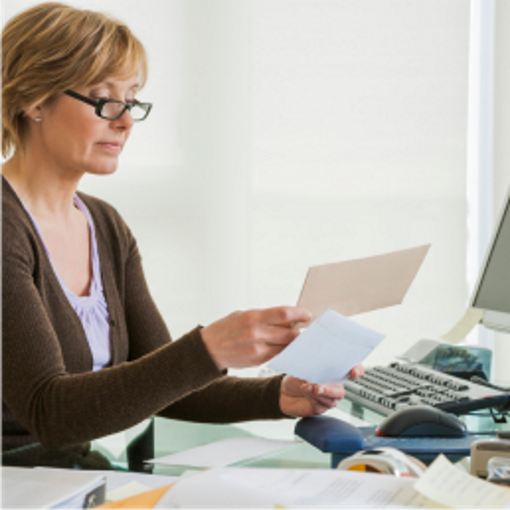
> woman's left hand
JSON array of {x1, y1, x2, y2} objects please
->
[{"x1": 279, "y1": 364, "x2": 365, "y2": 417}]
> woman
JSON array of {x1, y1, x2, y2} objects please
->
[{"x1": 2, "y1": 2, "x2": 362, "y2": 468}]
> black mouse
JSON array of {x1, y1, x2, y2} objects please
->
[{"x1": 375, "y1": 405, "x2": 467, "y2": 437}]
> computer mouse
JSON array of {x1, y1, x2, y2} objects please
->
[{"x1": 375, "y1": 405, "x2": 467, "y2": 438}]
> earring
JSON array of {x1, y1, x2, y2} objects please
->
[{"x1": 35, "y1": 117, "x2": 42, "y2": 122}]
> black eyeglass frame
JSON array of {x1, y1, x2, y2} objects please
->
[{"x1": 64, "y1": 90, "x2": 152, "y2": 121}]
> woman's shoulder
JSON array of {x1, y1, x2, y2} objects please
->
[
  {"x1": 2, "y1": 177, "x2": 34, "y2": 232},
  {"x1": 2, "y1": 178, "x2": 39, "y2": 264},
  {"x1": 76, "y1": 191, "x2": 123, "y2": 223},
  {"x1": 76, "y1": 191, "x2": 136, "y2": 250}
]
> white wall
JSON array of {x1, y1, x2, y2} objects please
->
[
  {"x1": 3, "y1": 1, "x2": 472, "y2": 373},
  {"x1": 250, "y1": 0, "x2": 470, "y2": 369}
]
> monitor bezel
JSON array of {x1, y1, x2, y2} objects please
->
[{"x1": 470, "y1": 186, "x2": 510, "y2": 333}]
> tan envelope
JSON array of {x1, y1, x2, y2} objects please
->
[{"x1": 297, "y1": 244, "x2": 430, "y2": 321}]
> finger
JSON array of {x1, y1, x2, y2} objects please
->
[
  {"x1": 307, "y1": 393, "x2": 338, "y2": 408},
  {"x1": 260, "y1": 306, "x2": 312, "y2": 327},
  {"x1": 302, "y1": 384, "x2": 341, "y2": 406},
  {"x1": 307, "y1": 398, "x2": 336, "y2": 414},
  {"x1": 262, "y1": 320, "x2": 309, "y2": 347},
  {"x1": 308, "y1": 383, "x2": 346, "y2": 400},
  {"x1": 259, "y1": 340, "x2": 297, "y2": 362},
  {"x1": 349, "y1": 364, "x2": 365, "y2": 379}
]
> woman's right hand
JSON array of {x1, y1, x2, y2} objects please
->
[{"x1": 200, "y1": 306, "x2": 312, "y2": 371}]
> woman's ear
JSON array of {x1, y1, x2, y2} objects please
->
[{"x1": 23, "y1": 104, "x2": 43, "y2": 123}]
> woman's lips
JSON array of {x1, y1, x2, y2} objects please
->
[{"x1": 97, "y1": 142, "x2": 122, "y2": 152}]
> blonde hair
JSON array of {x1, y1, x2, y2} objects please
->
[{"x1": 2, "y1": 2, "x2": 148, "y2": 158}]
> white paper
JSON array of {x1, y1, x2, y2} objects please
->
[
  {"x1": 2, "y1": 466, "x2": 106, "y2": 508},
  {"x1": 147, "y1": 436, "x2": 297, "y2": 468},
  {"x1": 441, "y1": 307, "x2": 485, "y2": 343},
  {"x1": 268, "y1": 309, "x2": 385, "y2": 384},
  {"x1": 157, "y1": 467, "x2": 433, "y2": 508},
  {"x1": 38, "y1": 467, "x2": 178, "y2": 493},
  {"x1": 106, "y1": 480, "x2": 153, "y2": 501},
  {"x1": 414, "y1": 454, "x2": 510, "y2": 508}
]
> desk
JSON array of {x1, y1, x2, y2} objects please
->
[
  {"x1": 89, "y1": 396, "x2": 510, "y2": 475},
  {"x1": 89, "y1": 401, "x2": 377, "y2": 474}
]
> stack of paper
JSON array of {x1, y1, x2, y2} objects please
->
[{"x1": 154, "y1": 454, "x2": 510, "y2": 508}]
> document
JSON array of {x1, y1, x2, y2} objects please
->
[
  {"x1": 35, "y1": 467, "x2": 178, "y2": 502},
  {"x1": 100, "y1": 470, "x2": 177, "y2": 494},
  {"x1": 441, "y1": 307, "x2": 485, "y2": 343},
  {"x1": 3, "y1": 466, "x2": 106, "y2": 508},
  {"x1": 414, "y1": 454, "x2": 510, "y2": 508},
  {"x1": 147, "y1": 436, "x2": 297, "y2": 468},
  {"x1": 156, "y1": 467, "x2": 433, "y2": 508},
  {"x1": 268, "y1": 309, "x2": 385, "y2": 384},
  {"x1": 297, "y1": 244, "x2": 430, "y2": 322}
]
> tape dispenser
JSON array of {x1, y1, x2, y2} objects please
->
[{"x1": 336, "y1": 447, "x2": 427, "y2": 478}]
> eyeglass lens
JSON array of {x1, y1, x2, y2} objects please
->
[{"x1": 101, "y1": 101, "x2": 149, "y2": 121}]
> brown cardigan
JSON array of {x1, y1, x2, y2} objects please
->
[{"x1": 2, "y1": 177, "x2": 285, "y2": 459}]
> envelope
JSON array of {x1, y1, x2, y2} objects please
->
[{"x1": 297, "y1": 244, "x2": 430, "y2": 321}]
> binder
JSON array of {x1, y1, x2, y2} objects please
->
[{"x1": 2, "y1": 466, "x2": 106, "y2": 508}]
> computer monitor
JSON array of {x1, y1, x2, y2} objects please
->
[{"x1": 470, "y1": 187, "x2": 510, "y2": 334}]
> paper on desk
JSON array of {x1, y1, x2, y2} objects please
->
[
  {"x1": 157, "y1": 467, "x2": 435, "y2": 508},
  {"x1": 107, "y1": 481, "x2": 153, "y2": 502},
  {"x1": 441, "y1": 307, "x2": 485, "y2": 343},
  {"x1": 298, "y1": 244, "x2": 430, "y2": 322},
  {"x1": 268, "y1": 309, "x2": 385, "y2": 385},
  {"x1": 147, "y1": 436, "x2": 297, "y2": 468},
  {"x1": 414, "y1": 454, "x2": 510, "y2": 508},
  {"x1": 36, "y1": 468, "x2": 178, "y2": 504},
  {"x1": 42, "y1": 468, "x2": 178, "y2": 495}
]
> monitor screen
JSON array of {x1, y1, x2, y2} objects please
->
[{"x1": 471, "y1": 189, "x2": 510, "y2": 330}]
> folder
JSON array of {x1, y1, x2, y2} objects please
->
[
  {"x1": 97, "y1": 484, "x2": 173, "y2": 508},
  {"x1": 2, "y1": 466, "x2": 106, "y2": 508}
]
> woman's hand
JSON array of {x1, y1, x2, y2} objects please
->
[
  {"x1": 279, "y1": 364, "x2": 365, "y2": 417},
  {"x1": 200, "y1": 306, "x2": 312, "y2": 371}
]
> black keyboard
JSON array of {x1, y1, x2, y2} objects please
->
[{"x1": 344, "y1": 362, "x2": 509, "y2": 416}]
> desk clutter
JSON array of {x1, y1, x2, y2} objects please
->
[{"x1": 6, "y1": 432, "x2": 510, "y2": 508}]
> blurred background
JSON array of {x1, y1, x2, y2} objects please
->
[{"x1": 3, "y1": 0, "x2": 509, "y2": 379}]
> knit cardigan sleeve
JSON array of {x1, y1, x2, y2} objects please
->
[
  {"x1": 2, "y1": 186, "x2": 285, "y2": 452},
  {"x1": 118, "y1": 217, "x2": 286, "y2": 424}
]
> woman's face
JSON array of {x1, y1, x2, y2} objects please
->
[{"x1": 33, "y1": 76, "x2": 139, "y2": 177}]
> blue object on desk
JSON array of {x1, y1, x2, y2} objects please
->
[{"x1": 295, "y1": 415, "x2": 481, "y2": 467}]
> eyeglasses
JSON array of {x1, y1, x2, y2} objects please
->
[{"x1": 64, "y1": 90, "x2": 152, "y2": 122}]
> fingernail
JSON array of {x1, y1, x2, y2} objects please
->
[{"x1": 317, "y1": 387, "x2": 324, "y2": 395}]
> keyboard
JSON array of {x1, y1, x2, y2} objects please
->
[{"x1": 344, "y1": 362, "x2": 509, "y2": 416}]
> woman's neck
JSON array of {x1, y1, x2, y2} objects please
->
[{"x1": 2, "y1": 152, "x2": 82, "y2": 222}]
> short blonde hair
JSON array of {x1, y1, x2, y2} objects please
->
[{"x1": 2, "y1": 2, "x2": 148, "y2": 158}]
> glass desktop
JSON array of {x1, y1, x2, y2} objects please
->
[{"x1": 89, "y1": 393, "x2": 510, "y2": 476}]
